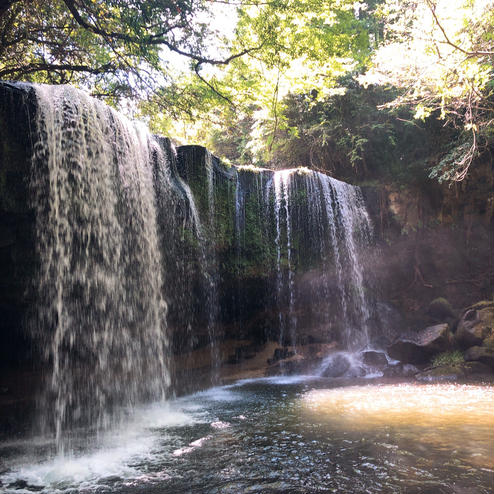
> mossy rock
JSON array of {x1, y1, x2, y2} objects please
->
[
  {"x1": 431, "y1": 350, "x2": 464, "y2": 367},
  {"x1": 427, "y1": 297, "x2": 455, "y2": 321},
  {"x1": 455, "y1": 301, "x2": 494, "y2": 349},
  {"x1": 469, "y1": 300, "x2": 494, "y2": 311}
]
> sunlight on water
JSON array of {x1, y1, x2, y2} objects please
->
[
  {"x1": 303, "y1": 383, "x2": 494, "y2": 427},
  {"x1": 302, "y1": 383, "x2": 494, "y2": 470},
  {"x1": 1, "y1": 381, "x2": 493, "y2": 494}
]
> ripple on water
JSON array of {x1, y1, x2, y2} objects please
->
[{"x1": 0, "y1": 382, "x2": 493, "y2": 494}]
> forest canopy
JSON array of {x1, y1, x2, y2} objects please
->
[{"x1": 0, "y1": 0, "x2": 492, "y2": 181}]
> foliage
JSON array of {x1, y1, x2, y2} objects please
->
[
  {"x1": 205, "y1": 76, "x2": 455, "y2": 184},
  {"x1": 0, "y1": 0, "x2": 249, "y2": 101},
  {"x1": 253, "y1": 78, "x2": 407, "y2": 175},
  {"x1": 431, "y1": 350, "x2": 465, "y2": 367},
  {"x1": 2, "y1": 0, "x2": 491, "y2": 183},
  {"x1": 140, "y1": 0, "x2": 384, "y2": 150},
  {"x1": 361, "y1": 0, "x2": 494, "y2": 181},
  {"x1": 141, "y1": 0, "x2": 493, "y2": 184}
]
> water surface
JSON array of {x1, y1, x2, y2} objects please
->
[{"x1": 1, "y1": 377, "x2": 492, "y2": 493}]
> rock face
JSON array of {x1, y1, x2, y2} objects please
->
[
  {"x1": 464, "y1": 346, "x2": 494, "y2": 367},
  {"x1": 387, "y1": 323, "x2": 452, "y2": 364},
  {"x1": 0, "y1": 83, "x2": 38, "y2": 369},
  {"x1": 368, "y1": 170, "x2": 494, "y2": 335},
  {"x1": 455, "y1": 301, "x2": 494, "y2": 349}
]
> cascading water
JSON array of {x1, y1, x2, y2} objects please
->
[
  {"x1": 2, "y1": 82, "x2": 377, "y2": 453},
  {"x1": 175, "y1": 147, "x2": 222, "y2": 383},
  {"x1": 316, "y1": 172, "x2": 373, "y2": 350},
  {"x1": 263, "y1": 168, "x2": 374, "y2": 360},
  {"x1": 204, "y1": 151, "x2": 221, "y2": 382},
  {"x1": 29, "y1": 84, "x2": 171, "y2": 450},
  {"x1": 269, "y1": 171, "x2": 297, "y2": 350}
]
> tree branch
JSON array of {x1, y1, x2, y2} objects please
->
[
  {"x1": 194, "y1": 62, "x2": 234, "y2": 105},
  {"x1": 162, "y1": 40, "x2": 264, "y2": 66},
  {"x1": 425, "y1": 0, "x2": 493, "y2": 57},
  {"x1": 0, "y1": 62, "x2": 115, "y2": 78},
  {"x1": 62, "y1": 0, "x2": 263, "y2": 66}
]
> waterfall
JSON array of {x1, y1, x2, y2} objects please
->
[
  {"x1": 1, "y1": 82, "x2": 379, "y2": 448},
  {"x1": 29, "y1": 85, "x2": 171, "y2": 449},
  {"x1": 316, "y1": 173, "x2": 373, "y2": 349},
  {"x1": 269, "y1": 171, "x2": 297, "y2": 349},
  {"x1": 204, "y1": 151, "x2": 220, "y2": 382},
  {"x1": 263, "y1": 168, "x2": 373, "y2": 353}
]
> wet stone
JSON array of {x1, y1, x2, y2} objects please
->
[{"x1": 362, "y1": 351, "x2": 388, "y2": 369}]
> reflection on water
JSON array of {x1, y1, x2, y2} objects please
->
[
  {"x1": 303, "y1": 383, "x2": 494, "y2": 476},
  {"x1": 303, "y1": 383, "x2": 494, "y2": 427},
  {"x1": 0, "y1": 379, "x2": 493, "y2": 494}
]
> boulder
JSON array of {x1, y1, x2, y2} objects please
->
[
  {"x1": 464, "y1": 346, "x2": 494, "y2": 367},
  {"x1": 455, "y1": 301, "x2": 494, "y2": 349},
  {"x1": 482, "y1": 334, "x2": 494, "y2": 350},
  {"x1": 362, "y1": 351, "x2": 388, "y2": 369},
  {"x1": 427, "y1": 297, "x2": 455, "y2": 321},
  {"x1": 320, "y1": 354, "x2": 350, "y2": 378},
  {"x1": 416, "y1": 323, "x2": 453, "y2": 352},
  {"x1": 415, "y1": 365, "x2": 463, "y2": 382},
  {"x1": 387, "y1": 340, "x2": 428, "y2": 364},
  {"x1": 387, "y1": 323, "x2": 452, "y2": 364}
]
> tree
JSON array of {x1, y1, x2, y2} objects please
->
[
  {"x1": 142, "y1": 0, "x2": 384, "y2": 157},
  {"x1": 361, "y1": 0, "x2": 494, "y2": 181},
  {"x1": 0, "y1": 0, "x2": 257, "y2": 101}
]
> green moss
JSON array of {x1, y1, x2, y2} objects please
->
[
  {"x1": 432, "y1": 351, "x2": 464, "y2": 368},
  {"x1": 469, "y1": 301, "x2": 494, "y2": 311},
  {"x1": 428, "y1": 297, "x2": 455, "y2": 320}
]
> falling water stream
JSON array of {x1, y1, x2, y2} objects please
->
[
  {"x1": 264, "y1": 168, "x2": 374, "y2": 357},
  {"x1": 29, "y1": 85, "x2": 171, "y2": 451}
]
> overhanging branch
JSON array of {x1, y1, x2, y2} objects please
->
[
  {"x1": 425, "y1": 0, "x2": 493, "y2": 57},
  {"x1": 194, "y1": 62, "x2": 234, "y2": 105},
  {"x1": 62, "y1": 0, "x2": 264, "y2": 66}
]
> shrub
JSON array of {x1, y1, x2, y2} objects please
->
[{"x1": 432, "y1": 351, "x2": 464, "y2": 367}]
